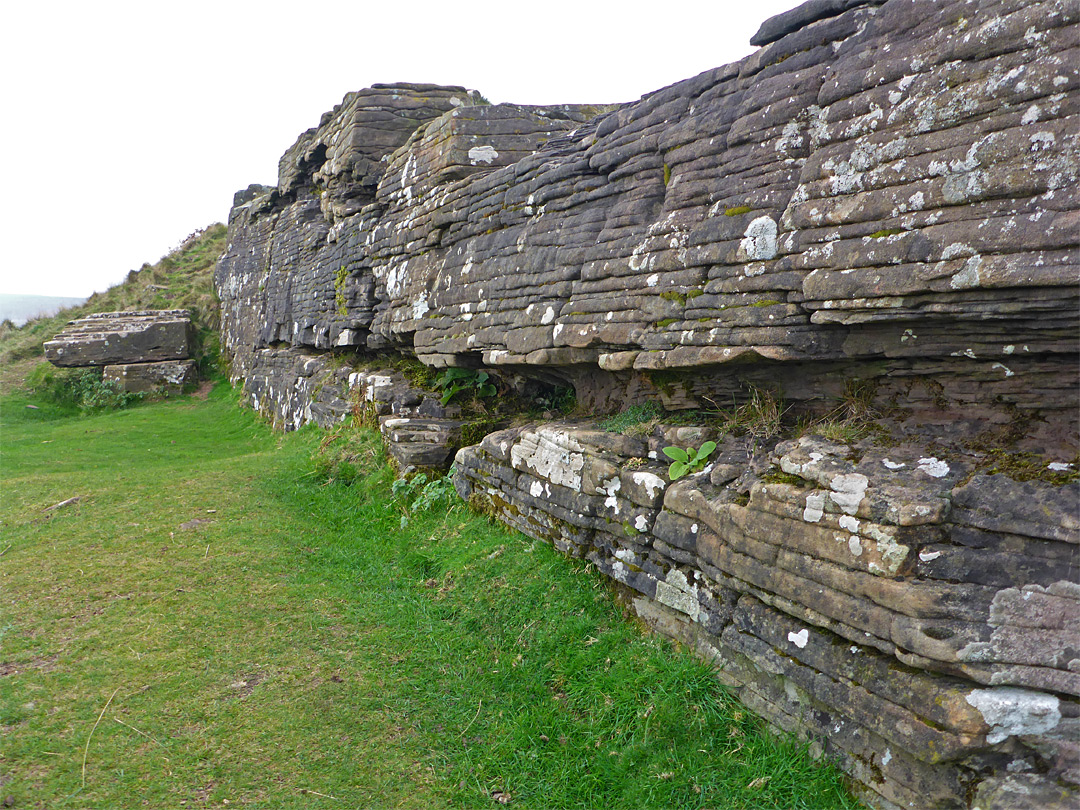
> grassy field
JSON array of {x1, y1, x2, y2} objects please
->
[{"x1": 0, "y1": 383, "x2": 859, "y2": 809}]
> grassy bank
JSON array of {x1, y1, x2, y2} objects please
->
[{"x1": 0, "y1": 384, "x2": 858, "y2": 808}]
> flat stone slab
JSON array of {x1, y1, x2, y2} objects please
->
[
  {"x1": 103, "y1": 360, "x2": 197, "y2": 393},
  {"x1": 44, "y1": 310, "x2": 194, "y2": 367}
]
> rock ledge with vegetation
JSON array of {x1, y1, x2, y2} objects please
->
[{"x1": 213, "y1": 1, "x2": 1078, "y2": 807}]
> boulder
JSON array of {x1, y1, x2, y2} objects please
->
[{"x1": 44, "y1": 310, "x2": 194, "y2": 367}]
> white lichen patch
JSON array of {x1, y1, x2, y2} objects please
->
[
  {"x1": 991, "y1": 362, "x2": 1014, "y2": 377},
  {"x1": 829, "y1": 473, "x2": 869, "y2": 515},
  {"x1": 635, "y1": 515, "x2": 649, "y2": 532},
  {"x1": 788, "y1": 628, "x2": 809, "y2": 649},
  {"x1": 510, "y1": 427, "x2": 586, "y2": 491},
  {"x1": 803, "y1": 492, "x2": 826, "y2": 523},
  {"x1": 839, "y1": 515, "x2": 860, "y2": 534},
  {"x1": 530, "y1": 480, "x2": 544, "y2": 497},
  {"x1": 468, "y1": 145, "x2": 499, "y2": 165},
  {"x1": 1047, "y1": 462, "x2": 1073, "y2": 472},
  {"x1": 882, "y1": 458, "x2": 906, "y2": 470},
  {"x1": 917, "y1": 457, "x2": 950, "y2": 478},
  {"x1": 739, "y1": 216, "x2": 778, "y2": 261},
  {"x1": 541, "y1": 306, "x2": 556, "y2": 325},
  {"x1": 601, "y1": 476, "x2": 622, "y2": 514},
  {"x1": 966, "y1": 688, "x2": 1061, "y2": 744},
  {"x1": 919, "y1": 550, "x2": 943, "y2": 562},
  {"x1": 865, "y1": 523, "x2": 911, "y2": 575},
  {"x1": 631, "y1": 471, "x2": 666, "y2": 500},
  {"x1": 950, "y1": 254, "x2": 983, "y2": 289}
]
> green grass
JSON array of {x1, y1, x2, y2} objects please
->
[{"x1": 1, "y1": 385, "x2": 859, "y2": 808}]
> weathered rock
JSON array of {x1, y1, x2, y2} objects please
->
[
  {"x1": 453, "y1": 421, "x2": 1079, "y2": 809},
  {"x1": 102, "y1": 360, "x2": 197, "y2": 393},
  {"x1": 214, "y1": 1, "x2": 1080, "y2": 807},
  {"x1": 44, "y1": 310, "x2": 194, "y2": 367}
]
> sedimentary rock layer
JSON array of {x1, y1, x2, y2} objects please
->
[
  {"x1": 214, "y1": 1, "x2": 1080, "y2": 806},
  {"x1": 218, "y1": 0, "x2": 1078, "y2": 443},
  {"x1": 453, "y1": 422, "x2": 1079, "y2": 810},
  {"x1": 44, "y1": 310, "x2": 195, "y2": 368},
  {"x1": 102, "y1": 360, "x2": 197, "y2": 394}
]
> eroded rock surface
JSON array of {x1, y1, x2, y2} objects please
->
[
  {"x1": 455, "y1": 426, "x2": 1079, "y2": 810},
  {"x1": 102, "y1": 360, "x2": 197, "y2": 393},
  {"x1": 45, "y1": 310, "x2": 194, "y2": 368},
  {"x1": 214, "y1": 1, "x2": 1079, "y2": 807}
]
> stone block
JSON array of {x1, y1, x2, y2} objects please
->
[
  {"x1": 103, "y1": 360, "x2": 197, "y2": 393},
  {"x1": 45, "y1": 310, "x2": 194, "y2": 367}
]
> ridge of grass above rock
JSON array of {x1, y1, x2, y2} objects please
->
[{"x1": 1, "y1": 382, "x2": 860, "y2": 809}]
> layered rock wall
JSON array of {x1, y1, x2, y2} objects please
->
[
  {"x1": 454, "y1": 424, "x2": 1078, "y2": 809},
  {"x1": 215, "y1": 1, "x2": 1079, "y2": 806}
]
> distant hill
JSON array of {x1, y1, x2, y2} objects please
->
[{"x1": 0, "y1": 294, "x2": 87, "y2": 327}]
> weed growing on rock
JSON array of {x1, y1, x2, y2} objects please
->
[
  {"x1": 435, "y1": 368, "x2": 496, "y2": 405},
  {"x1": 703, "y1": 387, "x2": 784, "y2": 443},
  {"x1": 24, "y1": 364, "x2": 142, "y2": 412},
  {"x1": 663, "y1": 441, "x2": 717, "y2": 480},
  {"x1": 600, "y1": 401, "x2": 664, "y2": 436},
  {"x1": 392, "y1": 467, "x2": 462, "y2": 527}
]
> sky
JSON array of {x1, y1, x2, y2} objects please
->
[{"x1": 1, "y1": 0, "x2": 799, "y2": 298}]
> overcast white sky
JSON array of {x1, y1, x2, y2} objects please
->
[{"x1": 1, "y1": 0, "x2": 798, "y2": 298}]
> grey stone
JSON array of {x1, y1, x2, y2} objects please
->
[
  {"x1": 45, "y1": 310, "x2": 194, "y2": 367},
  {"x1": 103, "y1": 360, "x2": 196, "y2": 393}
]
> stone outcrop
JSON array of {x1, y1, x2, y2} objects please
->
[
  {"x1": 103, "y1": 360, "x2": 197, "y2": 393},
  {"x1": 45, "y1": 310, "x2": 194, "y2": 367},
  {"x1": 454, "y1": 424, "x2": 1078, "y2": 809},
  {"x1": 214, "y1": 0, "x2": 1079, "y2": 807},
  {"x1": 44, "y1": 310, "x2": 197, "y2": 394}
]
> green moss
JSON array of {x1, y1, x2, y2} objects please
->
[
  {"x1": 867, "y1": 228, "x2": 903, "y2": 239},
  {"x1": 655, "y1": 318, "x2": 679, "y2": 328},
  {"x1": 686, "y1": 289, "x2": 705, "y2": 299},
  {"x1": 660, "y1": 291, "x2": 687, "y2": 306},
  {"x1": 760, "y1": 469, "x2": 814, "y2": 488},
  {"x1": 600, "y1": 402, "x2": 664, "y2": 436},
  {"x1": 460, "y1": 419, "x2": 501, "y2": 447},
  {"x1": 647, "y1": 369, "x2": 687, "y2": 399},
  {"x1": 724, "y1": 206, "x2": 752, "y2": 217},
  {"x1": 334, "y1": 266, "x2": 349, "y2": 317},
  {"x1": 662, "y1": 163, "x2": 672, "y2": 186},
  {"x1": 980, "y1": 449, "x2": 1079, "y2": 484},
  {"x1": 751, "y1": 299, "x2": 782, "y2": 308}
]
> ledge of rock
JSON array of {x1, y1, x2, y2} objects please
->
[
  {"x1": 213, "y1": 1, "x2": 1079, "y2": 807},
  {"x1": 44, "y1": 310, "x2": 194, "y2": 368}
]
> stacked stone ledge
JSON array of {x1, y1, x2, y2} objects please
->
[
  {"x1": 212, "y1": 0, "x2": 1080, "y2": 806},
  {"x1": 454, "y1": 424, "x2": 1078, "y2": 810},
  {"x1": 43, "y1": 310, "x2": 197, "y2": 393}
]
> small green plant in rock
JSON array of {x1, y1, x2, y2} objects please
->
[
  {"x1": 601, "y1": 401, "x2": 664, "y2": 437},
  {"x1": 334, "y1": 266, "x2": 349, "y2": 317},
  {"x1": 534, "y1": 385, "x2": 576, "y2": 416},
  {"x1": 25, "y1": 364, "x2": 142, "y2": 412},
  {"x1": 663, "y1": 441, "x2": 717, "y2": 480},
  {"x1": 703, "y1": 387, "x2": 784, "y2": 442},
  {"x1": 436, "y1": 368, "x2": 496, "y2": 405}
]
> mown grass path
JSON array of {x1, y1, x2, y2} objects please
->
[{"x1": 1, "y1": 385, "x2": 859, "y2": 809}]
